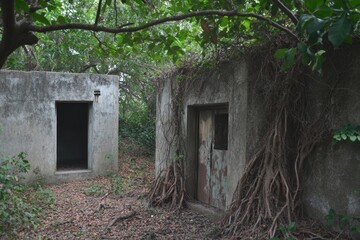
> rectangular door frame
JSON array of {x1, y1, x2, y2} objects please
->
[{"x1": 185, "y1": 103, "x2": 229, "y2": 207}]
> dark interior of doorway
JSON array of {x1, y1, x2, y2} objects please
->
[{"x1": 56, "y1": 102, "x2": 89, "y2": 171}]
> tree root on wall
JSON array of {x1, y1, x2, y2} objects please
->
[
  {"x1": 147, "y1": 161, "x2": 185, "y2": 210},
  {"x1": 221, "y1": 60, "x2": 336, "y2": 239}
]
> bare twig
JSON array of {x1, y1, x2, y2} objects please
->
[
  {"x1": 101, "y1": 192, "x2": 110, "y2": 200},
  {"x1": 106, "y1": 211, "x2": 137, "y2": 229}
]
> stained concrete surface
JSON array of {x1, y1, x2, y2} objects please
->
[{"x1": 0, "y1": 70, "x2": 119, "y2": 183}]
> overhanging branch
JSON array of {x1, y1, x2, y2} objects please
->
[
  {"x1": 271, "y1": 0, "x2": 298, "y2": 24},
  {"x1": 27, "y1": 10, "x2": 299, "y2": 40}
]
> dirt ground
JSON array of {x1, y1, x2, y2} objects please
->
[{"x1": 16, "y1": 151, "x2": 223, "y2": 240}]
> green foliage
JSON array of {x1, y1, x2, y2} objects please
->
[
  {"x1": 31, "y1": 186, "x2": 56, "y2": 210},
  {"x1": 83, "y1": 184, "x2": 106, "y2": 197},
  {"x1": 270, "y1": 222, "x2": 296, "y2": 240},
  {"x1": 326, "y1": 208, "x2": 360, "y2": 233},
  {"x1": 275, "y1": 48, "x2": 297, "y2": 71},
  {"x1": 110, "y1": 174, "x2": 123, "y2": 197},
  {"x1": 333, "y1": 123, "x2": 360, "y2": 143},
  {"x1": 0, "y1": 153, "x2": 35, "y2": 233},
  {"x1": 5, "y1": 0, "x2": 360, "y2": 74},
  {"x1": 0, "y1": 153, "x2": 56, "y2": 236},
  {"x1": 119, "y1": 99, "x2": 155, "y2": 148}
]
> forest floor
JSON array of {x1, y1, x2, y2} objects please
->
[{"x1": 17, "y1": 147, "x2": 223, "y2": 240}]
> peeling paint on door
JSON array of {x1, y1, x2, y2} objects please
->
[{"x1": 197, "y1": 109, "x2": 228, "y2": 209}]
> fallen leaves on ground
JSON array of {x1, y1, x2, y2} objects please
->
[{"x1": 16, "y1": 154, "x2": 222, "y2": 240}]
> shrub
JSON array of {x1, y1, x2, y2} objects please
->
[
  {"x1": 119, "y1": 100, "x2": 155, "y2": 149},
  {"x1": 0, "y1": 152, "x2": 55, "y2": 236},
  {"x1": 0, "y1": 152, "x2": 36, "y2": 233}
]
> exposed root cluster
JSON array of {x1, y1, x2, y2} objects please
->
[
  {"x1": 222, "y1": 58, "x2": 331, "y2": 238},
  {"x1": 148, "y1": 161, "x2": 185, "y2": 210}
]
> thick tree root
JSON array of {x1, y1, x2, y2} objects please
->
[
  {"x1": 222, "y1": 60, "x2": 331, "y2": 238},
  {"x1": 148, "y1": 161, "x2": 185, "y2": 210}
]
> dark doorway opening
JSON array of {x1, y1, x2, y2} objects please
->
[{"x1": 56, "y1": 102, "x2": 89, "y2": 170}]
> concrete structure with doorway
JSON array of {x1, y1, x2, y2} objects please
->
[
  {"x1": 155, "y1": 43, "x2": 360, "y2": 226},
  {"x1": 0, "y1": 70, "x2": 119, "y2": 183}
]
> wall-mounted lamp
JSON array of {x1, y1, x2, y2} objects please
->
[{"x1": 94, "y1": 90, "x2": 101, "y2": 103}]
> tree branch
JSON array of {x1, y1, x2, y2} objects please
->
[
  {"x1": 0, "y1": 1, "x2": 38, "y2": 69},
  {"x1": 0, "y1": 0, "x2": 16, "y2": 68},
  {"x1": 81, "y1": 63, "x2": 100, "y2": 73},
  {"x1": 1, "y1": 0, "x2": 15, "y2": 37},
  {"x1": 95, "y1": 0, "x2": 103, "y2": 25},
  {"x1": 114, "y1": 0, "x2": 118, "y2": 26},
  {"x1": 271, "y1": 0, "x2": 298, "y2": 24},
  {"x1": 27, "y1": 10, "x2": 299, "y2": 40}
]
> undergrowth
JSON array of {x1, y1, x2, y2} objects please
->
[
  {"x1": 0, "y1": 153, "x2": 55, "y2": 237},
  {"x1": 119, "y1": 101, "x2": 155, "y2": 149}
]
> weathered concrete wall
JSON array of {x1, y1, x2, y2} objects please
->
[
  {"x1": 156, "y1": 61, "x2": 249, "y2": 208},
  {"x1": 0, "y1": 70, "x2": 119, "y2": 183},
  {"x1": 302, "y1": 44, "x2": 360, "y2": 222}
]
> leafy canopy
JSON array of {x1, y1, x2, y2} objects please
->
[{"x1": 1, "y1": 0, "x2": 359, "y2": 72}]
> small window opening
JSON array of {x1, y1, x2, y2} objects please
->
[
  {"x1": 214, "y1": 113, "x2": 228, "y2": 150},
  {"x1": 56, "y1": 103, "x2": 89, "y2": 170}
]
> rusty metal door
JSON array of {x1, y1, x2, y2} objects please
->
[{"x1": 197, "y1": 109, "x2": 228, "y2": 209}]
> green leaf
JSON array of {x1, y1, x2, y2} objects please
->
[
  {"x1": 314, "y1": 5, "x2": 334, "y2": 18},
  {"x1": 340, "y1": 215, "x2": 351, "y2": 229},
  {"x1": 306, "y1": 17, "x2": 327, "y2": 44},
  {"x1": 38, "y1": 0, "x2": 48, "y2": 7},
  {"x1": 31, "y1": 13, "x2": 51, "y2": 25},
  {"x1": 332, "y1": 0, "x2": 347, "y2": 9},
  {"x1": 304, "y1": 0, "x2": 324, "y2": 12},
  {"x1": 333, "y1": 134, "x2": 342, "y2": 141},
  {"x1": 349, "y1": 0, "x2": 360, "y2": 7},
  {"x1": 350, "y1": 135, "x2": 357, "y2": 141},
  {"x1": 242, "y1": 20, "x2": 251, "y2": 31},
  {"x1": 351, "y1": 225, "x2": 360, "y2": 232},
  {"x1": 56, "y1": 16, "x2": 67, "y2": 24},
  {"x1": 15, "y1": 0, "x2": 30, "y2": 12},
  {"x1": 298, "y1": 14, "x2": 315, "y2": 32},
  {"x1": 219, "y1": 17, "x2": 229, "y2": 28},
  {"x1": 282, "y1": 48, "x2": 297, "y2": 71},
  {"x1": 312, "y1": 49, "x2": 326, "y2": 72},
  {"x1": 328, "y1": 15, "x2": 352, "y2": 48},
  {"x1": 279, "y1": 224, "x2": 287, "y2": 234},
  {"x1": 341, "y1": 133, "x2": 347, "y2": 140},
  {"x1": 287, "y1": 222, "x2": 296, "y2": 232},
  {"x1": 274, "y1": 48, "x2": 288, "y2": 59},
  {"x1": 343, "y1": 35, "x2": 353, "y2": 44}
]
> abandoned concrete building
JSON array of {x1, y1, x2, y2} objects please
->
[
  {"x1": 155, "y1": 44, "x2": 360, "y2": 223},
  {"x1": 0, "y1": 71, "x2": 119, "y2": 183}
]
